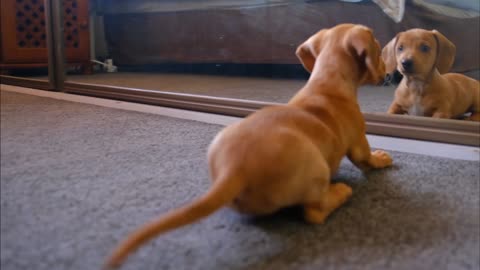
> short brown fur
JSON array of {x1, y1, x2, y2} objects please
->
[
  {"x1": 383, "y1": 28, "x2": 480, "y2": 120},
  {"x1": 104, "y1": 24, "x2": 393, "y2": 269}
]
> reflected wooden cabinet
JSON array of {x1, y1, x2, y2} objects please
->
[{"x1": 0, "y1": 0, "x2": 91, "y2": 74}]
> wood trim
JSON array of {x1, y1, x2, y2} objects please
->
[
  {"x1": 0, "y1": 75, "x2": 52, "y2": 90},
  {"x1": 61, "y1": 81, "x2": 480, "y2": 147},
  {"x1": 363, "y1": 113, "x2": 479, "y2": 146},
  {"x1": 364, "y1": 113, "x2": 478, "y2": 132},
  {"x1": 1, "y1": 63, "x2": 50, "y2": 68},
  {"x1": 63, "y1": 81, "x2": 273, "y2": 116},
  {"x1": 365, "y1": 118, "x2": 479, "y2": 146},
  {"x1": 0, "y1": 62, "x2": 90, "y2": 68}
]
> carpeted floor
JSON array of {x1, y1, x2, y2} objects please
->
[{"x1": 1, "y1": 90, "x2": 479, "y2": 270}]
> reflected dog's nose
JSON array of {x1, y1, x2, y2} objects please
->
[{"x1": 401, "y1": 59, "x2": 414, "y2": 73}]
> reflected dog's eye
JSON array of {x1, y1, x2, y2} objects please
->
[
  {"x1": 397, "y1": 45, "x2": 403, "y2": 52},
  {"x1": 420, "y1": 44, "x2": 430, "y2": 53}
]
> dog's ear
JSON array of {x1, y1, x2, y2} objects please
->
[
  {"x1": 296, "y1": 29, "x2": 326, "y2": 73},
  {"x1": 431, "y1": 30, "x2": 456, "y2": 73},
  {"x1": 296, "y1": 41, "x2": 316, "y2": 73},
  {"x1": 382, "y1": 35, "x2": 399, "y2": 76},
  {"x1": 347, "y1": 26, "x2": 385, "y2": 83}
]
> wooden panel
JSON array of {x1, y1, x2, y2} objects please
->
[
  {"x1": 0, "y1": 0, "x2": 48, "y2": 63},
  {"x1": 15, "y1": 0, "x2": 47, "y2": 49},
  {"x1": 64, "y1": 0, "x2": 90, "y2": 62},
  {"x1": 0, "y1": 0, "x2": 90, "y2": 64}
]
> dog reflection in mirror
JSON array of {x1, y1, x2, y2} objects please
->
[{"x1": 382, "y1": 28, "x2": 480, "y2": 120}]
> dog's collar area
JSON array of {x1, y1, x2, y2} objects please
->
[{"x1": 406, "y1": 79, "x2": 428, "y2": 95}]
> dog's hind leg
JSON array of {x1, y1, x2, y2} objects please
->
[
  {"x1": 303, "y1": 183, "x2": 353, "y2": 224},
  {"x1": 299, "y1": 154, "x2": 352, "y2": 225}
]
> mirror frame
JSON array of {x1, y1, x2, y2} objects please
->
[{"x1": 62, "y1": 82, "x2": 480, "y2": 146}]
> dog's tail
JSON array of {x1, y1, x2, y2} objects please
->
[{"x1": 103, "y1": 175, "x2": 245, "y2": 269}]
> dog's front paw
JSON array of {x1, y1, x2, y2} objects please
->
[{"x1": 370, "y1": 150, "x2": 393, "y2": 168}]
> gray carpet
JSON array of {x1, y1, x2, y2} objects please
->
[{"x1": 1, "y1": 90, "x2": 479, "y2": 270}]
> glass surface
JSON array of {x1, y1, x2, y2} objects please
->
[{"x1": 65, "y1": 0, "x2": 479, "y2": 120}]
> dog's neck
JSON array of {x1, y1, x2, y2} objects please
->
[
  {"x1": 403, "y1": 69, "x2": 440, "y2": 96},
  {"x1": 292, "y1": 52, "x2": 363, "y2": 105}
]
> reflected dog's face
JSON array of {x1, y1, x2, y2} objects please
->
[
  {"x1": 382, "y1": 29, "x2": 456, "y2": 82},
  {"x1": 395, "y1": 30, "x2": 438, "y2": 79}
]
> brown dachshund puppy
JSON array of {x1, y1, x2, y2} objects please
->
[
  {"x1": 104, "y1": 24, "x2": 393, "y2": 269},
  {"x1": 383, "y1": 28, "x2": 480, "y2": 120},
  {"x1": 382, "y1": 31, "x2": 455, "y2": 83}
]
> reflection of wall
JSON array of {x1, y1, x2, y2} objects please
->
[
  {"x1": 424, "y1": 0, "x2": 480, "y2": 11},
  {"x1": 91, "y1": 15, "x2": 109, "y2": 60},
  {"x1": 90, "y1": 0, "x2": 109, "y2": 61},
  {"x1": 100, "y1": 1, "x2": 479, "y2": 72}
]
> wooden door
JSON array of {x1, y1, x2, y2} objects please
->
[
  {"x1": 0, "y1": 0, "x2": 90, "y2": 64},
  {"x1": 63, "y1": 0, "x2": 90, "y2": 63}
]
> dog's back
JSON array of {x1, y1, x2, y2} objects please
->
[
  {"x1": 443, "y1": 73, "x2": 480, "y2": 117},
  {"x1": 104, "y1": 24, "x2": 391, "y2": 269}
]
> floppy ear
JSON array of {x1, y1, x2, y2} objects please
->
[
  {"x1": 295, "y1": 41, "x2": 316, "y2": 73},
  {"x1": 296, "y1": 29, "x2": 327, "y2": 73},
  {"x1": 382, "y1": 36, "x2": 398, "y2": 75},
  {"x1": 431, "y1": 30, "x2": 456, "y2": 73},
  {"x1": 347, "y1": 27, "x2": 384, "y2": 83}
]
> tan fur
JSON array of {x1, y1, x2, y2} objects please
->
[
  {"x1": 383, "y1": 28, "x2": 480, "y2": 120},
  {"x1": 104, "y1": 24, "x2": 393, "y2": 269}
]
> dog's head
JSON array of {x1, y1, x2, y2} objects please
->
[
  {"x1": 296, "y1": 24, "x2": 386, "y2": 85},
  {"x1": 382, "y1": 29, "x2": 456, "y2": 81}
]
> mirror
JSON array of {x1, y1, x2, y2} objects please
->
[{"x1": 64, "y1": 0, "x2": 479, "y2": 121}]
